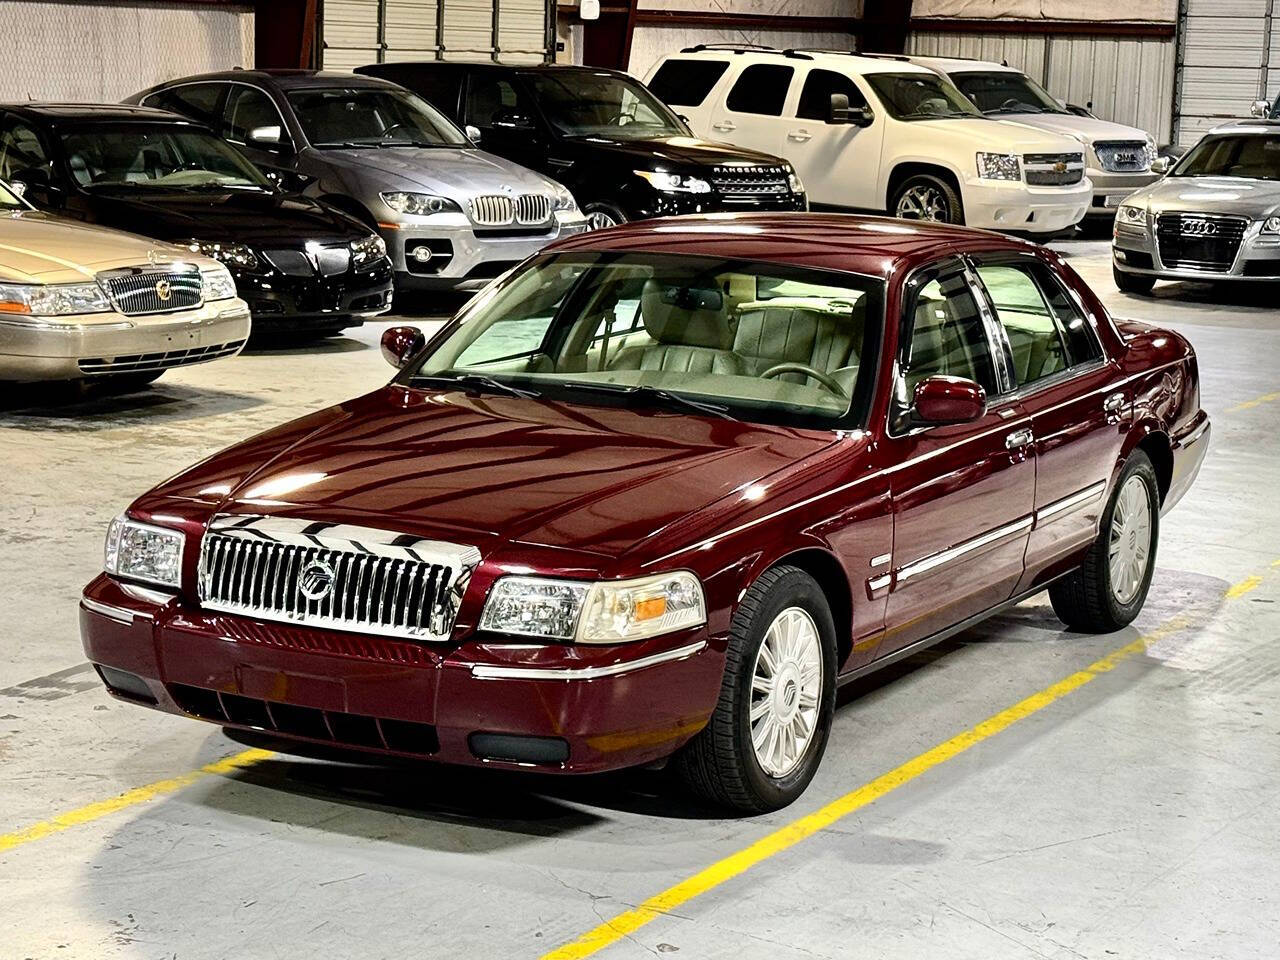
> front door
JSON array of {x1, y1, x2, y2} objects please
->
[
  {"x1": 462, "y1": 71, "x2": 548, "y2": 174},
  {"x1": 879, "y1": 259, "x2": 1037, "y2": 652},
  {"x1": 784, "y1": 67, "x2": 884, "y2": 209},
  {"x1": 221, "y1": 83, "x2": 300, "y2": 183}
]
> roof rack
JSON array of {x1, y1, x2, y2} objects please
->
[
  {"x1": 679, "y1": 43, "x2": 813, "y2": 60},
  {"x1": 854, "y1": 52, "x2": 912, "y2": 61}
]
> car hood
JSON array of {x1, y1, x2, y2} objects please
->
[
  {"x1": 562, "y1": 134, "x2": 788, "y2": 170},
  {"x1": 988, "y1": 112, "x2": 1150, "y2": 146},
  {"x1": 79, "y1": 188, "x2": 370, "y2": 245},
  {"x1": 143, "y1": 386, "x2": 838, "y2": 563},
  {"x1": 1127, "y1": 176, "x2": 1280, "y2": 218},
  {"x1": 311, "y1": 145, "x2": 563, "y2": 198},
  {"x1": 0, "y1": 209, "x2": 204, "y2": 283},
  {"x1": 916, "y1": 117, "x2": 1084, "y2": 155}
]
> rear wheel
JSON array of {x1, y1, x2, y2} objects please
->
[
  {"x1": 1050, "y1": 451, "x2": 1160, "y2": 632},
  {"x1": 584, "y1": 203, "x2": 626, "y2": 231},
  {"x1": 891, "y1": 174, "x2": 963, "y2": 225},
  {"x1": 1114, "y1": 264, "x2": 1156, "y2": 295},
  {"x1": 676, "y1": 565, "x2": 837, "y2": 813}
]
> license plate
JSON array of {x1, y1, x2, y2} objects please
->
[{"x1": 1104, "y1": 195, "x2": 1125, "y2": 208}]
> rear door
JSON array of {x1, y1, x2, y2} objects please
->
[
  {"x1": 879, "y1": 258, "x2": 1036, "y2": 652},
  {"x1": 786, "y1": 67, "x2": 883, "y2": 209},
  {"x1": 705, "y1": 62, "x2": 794, "y2": 157},
  {"x1": 967, "y1": 253, "x2": 1128, "y2": 591}
]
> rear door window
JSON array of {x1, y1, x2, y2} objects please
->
[
  {"x1": 648, "y1": 59, "x2": 730, "y2": 107},
  {"x1": 725, "y1": 64, "x2": 794, "y2": 116}
]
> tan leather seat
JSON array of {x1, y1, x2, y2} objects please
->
[
  {"x1": 607, "y1": 279, "x2": 743, "y2": 375},
  {"x1": 733, "y1": 301, "x2": 864, "y2": 387}
]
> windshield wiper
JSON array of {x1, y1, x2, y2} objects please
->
[
  {"x1": 415, "y1": 373, "x2": 542, "y2": 399},
  {"x1": 561, "y1": 382, "x2": 737, "y2": 420}
]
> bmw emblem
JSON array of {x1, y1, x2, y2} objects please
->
[{"x1": 298, "y1": 559, "x2": 336, "y2": 602}]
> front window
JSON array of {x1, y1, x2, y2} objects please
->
[
  {"x1": 948, "y1": 70, "x2": 1066, "y2": 115},
  {"x1": 863, "y1": 72, "x2": 983, "y2": 121},
  {"x1": 1172, "y1": 133, "x2": 1280, "y2": 181},
  {"x1": 287, "y1": 86, "x2": 468, "y2": 148},
  {"x1": 522, "y1": 72, "x2": 686, "y2": 139},
  {"x1": 402, "y1": 252, "x2": 884, "y2": 429},
  {"x1": 57, "y1": 125, "x2": 272, "y2": 190}
]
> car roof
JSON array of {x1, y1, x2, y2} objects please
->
[
  {"x1": 665, "y1": 47, "x2": 936, "y2": 77},
  {"x1": 363, "y1": 61, "x2": 627, "y2": 76},
  {"x1": 1207, "y1": 119, "x2": 1280, "y2": 135},
  {"x1": 901, "y1": 55, "x2": 1014, "y2": 74},
  {"x1": 149, "y1": 69, "x2": 400, "y2": 91},
  {"x1": 0, "y1": 102, "x2": 185, "y2": 123},
  {"x1": 546, "y1": 213, "x2": 1036, "y2": 281}
]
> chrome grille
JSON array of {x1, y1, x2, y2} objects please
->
[
  {"x1": 1023, "y1": 152, "x2": 1085, "y2": 186},
  {"x1": 197, "y1": 515, "x2": 481, "y2": 643},
  {"x1": 710, "y1": 164, "x2": 790, "y2": 197},
  {"x1": 1156, "y1": 213, "x2": 1248, "y2": 272},
  {"x1": 100, "y1": 269, "x2": 202, "y2": 316},
  {"x1": 78, "y1": 340, "x2": 246, "y2": 375},
  {"x1": 469, "y1": 194, "x2": 552, "y2": 226},
  {"x1": 1095, "y1": 140, "x2": 1151, "y2": 173}
]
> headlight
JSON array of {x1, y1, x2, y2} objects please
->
[
  {"x1": 1262, "y1": 216, "x2": 1280, "y2": 234},
  {"x1": 634, "y1": 170, "x2": 712, "y2": 194},
  {"x1": 480, "y1": 571, "x2": 706, "y2": 643},
  {"x1": 104, "y1": 515, "x2": 184, "y2": 589},
  {"x1": 976, "y1": 152, "x2": 1021, "y2": 181},
  {"x1": 552, "y1": 185, "x2": 579, "y2": 212},
  {"x1": 381, "y1": 191, "x2": 461, "y2": 215},
  {"x1": 0, "y1": 281, "x2": 112, "y2": 317},
  {"x1": 1144, "y1": 138, "x2": 1159, "y2": 167},
  {"x1": 787, "y1": 168, "x2": 805, "y2": 194},
  {"x1": 186, "y1": 240, "x2": 259, "y2": 271},
  {"x1": 200, "y1": 265, "x2": 237, "y2": 301},
  {"x1": 350, "y1": 233, "x2": 387, "y2": 267},
  {"x1": 1117, "y1": 204, "x2": 1149, "y2": 226}
]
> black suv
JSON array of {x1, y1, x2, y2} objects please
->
[
  {"x1": 0, "y1": 104, "x2": 392, "y2": 335},
  {"x1": 355, "y1": 62, "x2": 807, "y2": 229}
]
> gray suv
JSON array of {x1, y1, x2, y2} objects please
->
[{"x1": 127, "y1": 71, "x2": 588, "y2": 291}]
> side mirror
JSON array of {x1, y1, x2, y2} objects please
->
[
  {"x1": 247, "y1": 125, "x2": 286, "y2": 150},
  {"x1": 1150, "y1": 155, "x2": 1173, "y2": 176},
  {"x1": 912, "y1": 375, "x2": 986, "y2": 426},
  {"x1": 381, "y1": 325, "x2": 426, "y2": 369},
  {"x1": 465, "y1": 124, "x2": 482, "y2": 144},
  {"x1": 830, "y1": 95, "x2": 873, "y2": 127},
  {"x1": 9, "y1": 180, "x2": 26, "y2": 198},
  {"x1": 491, "y1": 110, "x2": 534, "y2": 131},
  {"x1": 1251, "y1": 98, "x2": 1272, "y2": 119}
]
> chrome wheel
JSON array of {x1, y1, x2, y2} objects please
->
[
  {"x1": 1109, "y1": 475, "x2": 1153, "y2": 605},
  {"x1": 587, "y1": 210, "x2": 620, "y2": 230},
  {"x1": 750, "y1": 606, "x2": 823, "y2": 778},
  {"x1": 895, "y1": 184, "x2": 951, "y2": 222}
]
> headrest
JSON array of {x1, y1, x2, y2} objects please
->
[{"x1": 640, "y1": 278, "x2": 733, "y2": 349}]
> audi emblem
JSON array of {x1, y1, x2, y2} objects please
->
[
  {"x1": 154, "y1": 279, "x2": 172, "y2": 301},
  {"x1": 1180, "y1": 219, "x2": 1219, "y2": 237},
  {"x1": 298, "y1": 559, "x2": 336, "y2": 602}
]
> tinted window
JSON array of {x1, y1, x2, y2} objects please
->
[
  {"x1": 863, "y1": 72, "x2": 981, "y2": 121},
  {"x1": 976, "y1": 263, "x2": 1073, "y2": 386},
  {"x1": 948, "y1": 70, "x2": 1066, "y2": 115},
  {"x1": 1173, "y1": 134, "x2": 1280, "y2": 181},
  {"x1": 0, "y1": 120, "x2": 50, "y2": 180},
  {"x1": 58, "y1": 125, "x2": 271, "y2": 189},
  {"x1": 387, "y1": 69, "x2": 464, "y2": 120},
  {"x1": 523, "y1": 71, "x2": 684, "y2": 139},
  {"x1": 142, "y1": 83, "x2": 225, "y2": 129},
  {"x1": 648, "y1": 59, "x2": 730, "y2": 107},
  {"x1": 224, "y1": 86, "x2": 287, "y2": 144},
  {"x1": 726, "y1": 64, "x2": 794, "y2": 116},
  {"x1": 902, "y1": 272, "x2": 998, "y2": 395},
  {"x1": 465, "y1": 74, "x2": 532, "y2": 127},
  {"x1": 287, "y1": 86, "x2": 467, "y2": 147},
  {"x1": 796, "y1": 69, "x2": 866, "y2": 121}
]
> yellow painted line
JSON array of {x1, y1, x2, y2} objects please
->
[
  {"x1": 542, "y1": 571, "x2": 1269, "y2": 960},
  {"x1": 1226, "y1": 390, "x2": 1280, "y2": 413},
  {"x1": 0, "y1": 748, "x2": 273, "y2": 854}
]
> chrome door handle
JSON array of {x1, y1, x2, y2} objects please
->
[
  {"x1": 1103, "y1": 392, "x2": 1125, "y2": 414},
  {"x1": 1005, "y1": 428, "x2": 1034, "y2": 450},
  {"x1": 712, "y1": 120, "x2": 736, "y2": 132},
  {"x1": 787, "y1": 129, "x2": 812, "y2": 142}
]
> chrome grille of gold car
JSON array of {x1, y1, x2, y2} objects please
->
[
  {"x1": 197, "y1": 515, "x2": 481, "y2": 642},
  {"x1": 470, "y1": 194, "x2": 552, "y2": 226},
  {"x1": 99, "y1": 268, "x2": 203, "y2": 316}
]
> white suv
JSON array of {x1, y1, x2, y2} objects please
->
[
  {"x1": 906, "y1": 56, "x2": 1160, "y2": 220},
  {"x1": 645, "y1": 46, "x2": 1092, "y2": 234}
]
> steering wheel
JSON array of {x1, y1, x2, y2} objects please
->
[
  {"x1": 1000, "y1": 98, "x2": 1025, "y2": 112},
  {"x1": 760, "y1": 363, "x2": 847, "y2": 398},
  {"x1": 380, "y1": 122, "x2": 412, "y2": 139}
]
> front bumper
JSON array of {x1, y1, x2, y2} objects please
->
[
  {"x1": 0, "y1": 300, "x2": 251, "y2": 382},
  {"x1": 1165, "y1": 413, "x2": 1210, "y2": 515},
  {"x1": 1113, "y1": 219, "x2": 1280, "y2": 281},
  {"x1": 383, "y1": 212, "x2": 590, "y2": 292},
  {"x1": 80, "y1": 575, "x2": 725, "y2": 774},
  {"x1": 626, "y1": 190, "x2": 807, "y2": 221},
  {"x1": 961, "y1": 176, "x2": 1093, "y2": 234},
  {"x1": 1085, "y1": 168, "x2": 1160, "y2": 216},
  {"x1": 232, "y1": 260, "x2": 393, "y2": 329}
]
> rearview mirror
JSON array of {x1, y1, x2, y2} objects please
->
[
  {"x1": 912, "y1": 375, "x2": 986, "y2": 426},
  {"x1": 1150, "y1": 155, "x2": 1173, "y2": 176},
  {"x1": 381, "y1": 325, "x2": 426, "y2": 369},
  {"x1": 465, "y1": 124, "x2": 482, "y2": 143},
  {"x1": 1251, "y1": 98, "x2": 1272, "y2": 119}
]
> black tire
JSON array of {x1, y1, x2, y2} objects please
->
[
  {"x1": 584, "y1": 203, "x2": 627, "y2": 231},
  {"x1": 675, "y1": 565, "x2": 838, "y2": 813},
  {"x1": 1114, "y1": 264, "x2": 1156, "y2": 295},
  {"x1": 1050, "y1": 451, "x2": 1160, "y2": 632},
  {"x1": 890, "y1": 173, "x2": 964, "y2": 225}
]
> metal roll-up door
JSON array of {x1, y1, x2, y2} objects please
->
[
  {"x1": 323, "y1": 0, "x2": 381, "y2": 71},
  {"x1": 1175, "y1": 0, "x2": 1275, "y2": 147}
]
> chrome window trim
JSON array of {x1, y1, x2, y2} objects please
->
[
  {"x1": 470, "y1": 639, "x2": 707, "y2": 680},
  {"x1": 895, "y1": 515, "x2": 1034, "y2": 586}
]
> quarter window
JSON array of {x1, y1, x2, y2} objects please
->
[
  {"x1": 725, "y1": 64, "x2": 794, "y2": 116},
  {"x1": 796, "y1": 69, "x2": 867, "y2": 121},
  {"x1": 902, "y1": 272, "x2": 999, "y2": 396},
  {"x1": 648, "y1": 59, "x2": 730, "y2": 107}
]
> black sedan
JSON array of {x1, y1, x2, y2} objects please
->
[{"x1": 0, "y1": 103, "x2": 393, "y2": 335}]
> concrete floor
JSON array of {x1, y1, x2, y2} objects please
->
[{"x1": 1, "y1": 240, "x2": 1277, "y2": 959}]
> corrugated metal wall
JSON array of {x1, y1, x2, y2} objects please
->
[
  {"x1": 908, "y1": 29, "x2": 1177, "y2": 143},
  {"x1": 323, "y1": 0, "x2": 550, "y2": 70},
  {"x1": 1175, "y1": 0, "x2": 1275, "y2": 147}
]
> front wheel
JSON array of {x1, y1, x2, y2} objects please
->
[
  {"x1": 1050, "y1": 451, "x2": 1160, "y2": 632},
  {"x1": 1114, "y1": 264, "x2": 1156, "y2": 295},
  {"x1": 891, "y1": 174, "x2": 963, "y2": 225},
  {"x1": 584, "y1": 203, "x2": 626, "y2": 231},
  {"x1": 676, "y1": 565, "x2": 837, "y2": 813}
]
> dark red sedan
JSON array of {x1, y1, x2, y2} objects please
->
[{"x1": 81, "y1": 214, "x2": 1209, "y2": 812}]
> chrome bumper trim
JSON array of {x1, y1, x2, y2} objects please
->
[
  {"x1": 1178, "y1": 418, "x2": 1210, "y2": 448},
  {"x1": 80, "y1": 598, "x2": 136, "y2": 625},
  {"x1": 470, "y1": 640, "x2": 707, "y2": 681}
]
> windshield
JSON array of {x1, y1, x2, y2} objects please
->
[
  {"x1": 522, "y1": 71, "x2": 686, "y2": 139},
  {"x1": 287, "y1": 86, "x2": 469, "y2": 148},
  {"x1": 402, "y1": 252, "x2": 883, "y2": 429},
  {"x1": 1173, "y1": 133, "x2": 1280, "y2": 180},
  {"x1": 863, "y1": 72, "x2": 983, "y2": 121},
  {"x1": 0, "y1": 181, "x2": 25, "y2": 209},
  {"x1": 949, "y1": 70, "x2": 1066, "y2": 115},
  {"x1": 58, "y1": 125, "x2": 272, "y2": 190}
]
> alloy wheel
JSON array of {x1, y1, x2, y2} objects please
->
[
  {"x1": 895, "y1": 184, "x2": 951, "y2": 222},
  {"x1": 587, "y1": 210, "x2": 620, "y2": 230},
  {"x1": 1109, "y1": 474, "x2": 1153, "y2": 605},
  {"x1": 750, "y1": 606, "x2": 824, "y2": 778}
]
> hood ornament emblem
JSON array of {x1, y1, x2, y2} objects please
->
[
  {"x1": 154, "y1": 279, "x2": 172, "y2": 302},
  {"x1": 298, "y1": 559, "x2": 337, "y2": 602}
]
